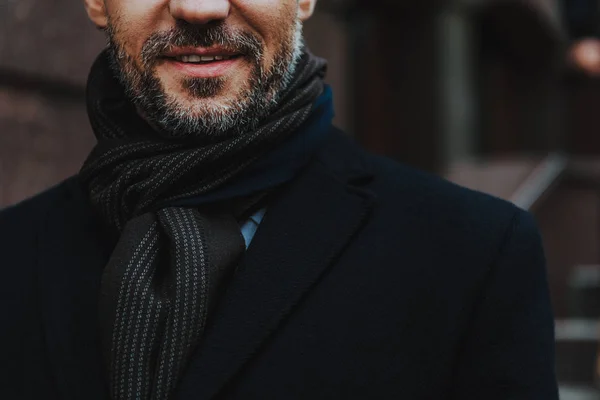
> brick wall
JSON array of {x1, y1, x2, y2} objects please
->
[{"x1": 0, "y1": 0, "x2": 104, "y2": 207}]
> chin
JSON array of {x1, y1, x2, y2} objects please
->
[{"x1": 181, "y1": 94, "x2": 235, "y2": 111}]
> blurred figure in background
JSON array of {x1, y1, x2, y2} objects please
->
[{"x1": 1, "y1": 0, "x2": 557, "y2": 399}]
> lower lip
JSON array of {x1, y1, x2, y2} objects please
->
[{"x1": 163, "y1": 57, "x2": 242, "y2": 78}]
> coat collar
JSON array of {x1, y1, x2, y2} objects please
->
[{"x1": 37, "y1": 128, "x2": 376, "y2": 400}]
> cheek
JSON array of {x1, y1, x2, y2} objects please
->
[
  {"x1": 106, "y1": 0, "x2": 169, "y2": 51},
  {"x1": 234, "y1": 0, "x2": 297, "y2": 47}
]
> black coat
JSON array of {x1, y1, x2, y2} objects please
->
[{"x1": 0, "y1": 128, "x2": 558, "y2": 399}]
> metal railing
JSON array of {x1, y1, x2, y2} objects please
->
[{"x1": 509, "y1": 153, "x2": 568, "y2": 211}]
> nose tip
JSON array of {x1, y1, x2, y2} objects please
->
[{"x1": 169, "y1": 0, "x2": 230, "y2": 25}]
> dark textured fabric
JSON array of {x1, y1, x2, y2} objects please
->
[
  {"x1": 170, "y1": 85, "x2": 335, "y2": 207},
  {"x1": 0, "y1": 128, "x2": 559, "y2": 400},
  {"x1": 80, "y1": 49, "x2": 327, "y2": 400},
  {"x1": 81, "y1": 49, "x2": 327, "y2": 232},
  {"x1": 98, "y1": 208, "x2": 246, "y2": 400}
]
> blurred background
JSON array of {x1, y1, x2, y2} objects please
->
[{"x1": 1, "y1": 0, "x2": 600, "y2": 398}]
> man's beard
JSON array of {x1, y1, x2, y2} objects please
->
[{"x1": 105, "y1": 19, "x2": 304, "y2": 139}]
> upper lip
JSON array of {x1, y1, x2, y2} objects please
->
[{"x1": 163, "y1": 47, "x2": 242, "y2": 58}]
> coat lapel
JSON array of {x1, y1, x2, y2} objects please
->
[
  {"x1": 37, "y1": 178, "x2": 113, "y2": 400},
  {"x1": 176, "y1": 135, "x2": 376, "y2": 400}
]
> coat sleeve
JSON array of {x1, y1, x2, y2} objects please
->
[{"x1": 449, "y1": 209, "x2": 559, "y2": 399}]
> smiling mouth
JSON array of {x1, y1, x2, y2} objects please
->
[
  {"x1": 159, "y1": 52, "x2": 246, "y2": 79},
  {"x1": 160, "y1": 48, "x2": 246, "y2": 66},
  {"x1": 172, "y1": 54, "x2": 242, "y2": 63}
]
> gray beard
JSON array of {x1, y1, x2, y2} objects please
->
[{"x1": 105, "y1": 20, "x2": 305, "y2": 140}]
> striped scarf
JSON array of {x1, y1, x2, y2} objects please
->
[{"x1": 81, "y1": 49, "x2": 326, "y2": 400}]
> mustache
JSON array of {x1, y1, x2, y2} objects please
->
[{"x1": 140, "y1": 22, "x2": 263, "y2": 66}]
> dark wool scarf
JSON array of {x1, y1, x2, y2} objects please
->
[{"x1": 81, "y1": 49, "x2": 327, "y2": 400}]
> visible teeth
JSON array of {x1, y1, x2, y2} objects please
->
[{"x1": 176, "y1": 54, "x2": 234, "y2": 63}]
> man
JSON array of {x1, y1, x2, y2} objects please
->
[{"x1": 0, "y1": 0, "x2": 558, "y2": 399}]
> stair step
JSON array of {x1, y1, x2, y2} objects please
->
[
  {"x1": 556, "y1": 319, "x2": 600, "y2": 341},
  {"x1": 559, "y1": 384, "x2": 600, "y2": 400},
  {"x1": 568, "y1": 265, "x2": 600, "y2": 318},
  {"x1": 556, "y1": 319, "x2": 599, "y2": 385}
]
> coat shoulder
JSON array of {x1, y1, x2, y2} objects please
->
[
  {"x1": 0, "y1": 179, "x2": 80, "y2": 348},
  {"x1": 321, "y1": 128, "x2": 524, "y2": 228},
  {"x1": 0, "y1": 178, "x2": 76, "y2": 251},
  {"x1": 317, "y1": 128, "x2": 534, "y2": 266},
  {"x1": 367, "y1": 152, "x2": 522, "y2": 223}
]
